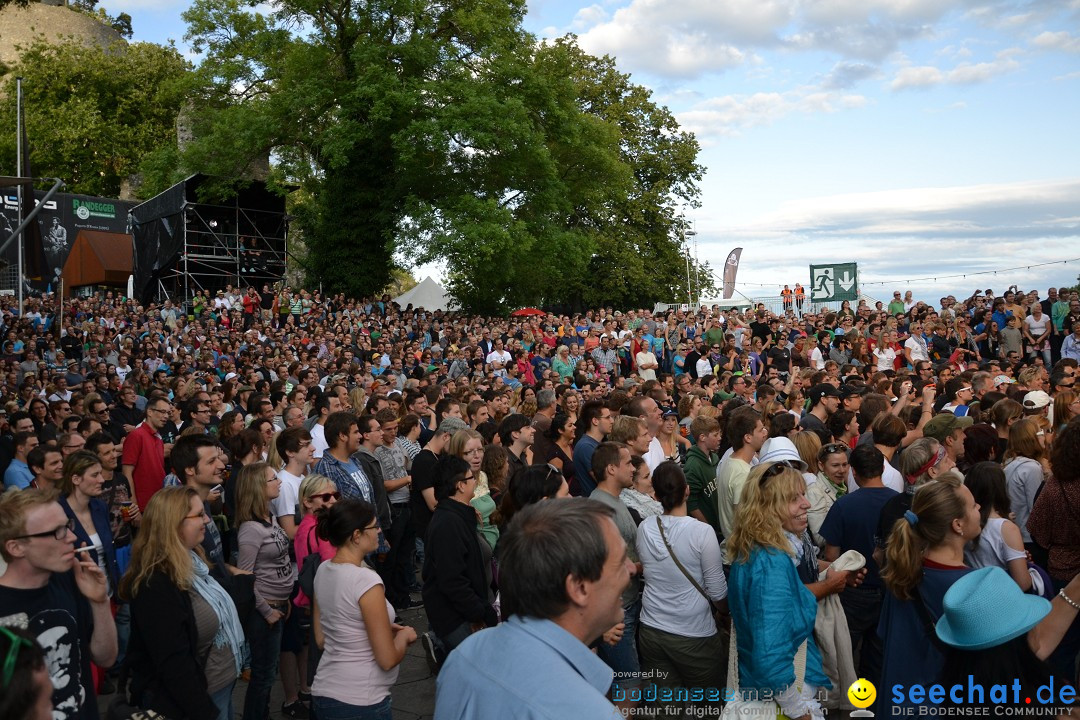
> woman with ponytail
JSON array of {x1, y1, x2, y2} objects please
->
[{"x1": 877, "y1": 477, "x2": 982, "y2": 715}]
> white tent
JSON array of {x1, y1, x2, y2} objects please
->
[{"x1": 393, "y1": 276, "x2": 452, "y2": 311}]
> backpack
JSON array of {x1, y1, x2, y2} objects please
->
[{"x1": 297, "y1": 525, "x2": 322, "y2": 598}]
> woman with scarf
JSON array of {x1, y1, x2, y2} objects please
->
[
  {"x1": 727, "y1": 462, "x2": 852, "y2": 720},
  {"x1": 120, "y1": 486, "x2": 244, "y2": 720}
]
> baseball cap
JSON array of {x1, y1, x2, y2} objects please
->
[
  {"x1": 839, "y1": 384, "x2": 868, "y2": 399},
  {"x1": 992, "y1": 374, "x2": 1015, "y2": 387},
  {"x1": 1022, "y1": 391, "x2": 1051, "y2": 411},
  {"x1": 808, "y1": 383, "x2": 841, "y2": 405},
  {"x1": 437, "y1": 417, "x2": 469, "y2": 436},
  {"x1": 923, "y1": 413, "x2": 974, "y2": 442}
]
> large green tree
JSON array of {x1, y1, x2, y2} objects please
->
[
  {"x1": 173, "y1": 0, "x2": 710, "y2": 312},
  {"x1": 0, "y1": 39, "x2": 189, "y2": 197}
]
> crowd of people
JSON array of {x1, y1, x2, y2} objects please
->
[{"x1": 2, "y1": 280, "x2": 1080, "y2": 720}]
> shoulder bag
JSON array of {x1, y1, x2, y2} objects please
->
[{"x1": 655, "y1": 516, "x2": 725, "y2": 625}]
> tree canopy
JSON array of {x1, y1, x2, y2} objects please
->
[
  {"x1": 0, "y1": 39, "x2": 189, "y2": 197},
  {"x1": 51, "y1": 0, "x2": 711, "y2": 313}
]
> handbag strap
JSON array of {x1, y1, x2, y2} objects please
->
[
  {"x1": 910, "y1": 586, "x2": 948, "y2": 652},
  {"x1": 655, "y1": 516, "x2": 721, "y2": 614}
]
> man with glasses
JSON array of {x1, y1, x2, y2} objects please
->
[
  {"x1": 111, "y1": 384, "x2": 144, "y2": 437},
  {"x1": 122, "y1": 397, "x2": 170, "y2": 515},
  {"x1": 0, "y1": 488, "x2": 117, "y2": 720}
]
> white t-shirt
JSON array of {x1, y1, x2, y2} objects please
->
[
  {"x1": 271, "y1": 469, "x2": 304, "y2": 520},
  {"x1": 1025, "y1": 315, "x2": 1051, "y2": 348},
  {"x1": 904, "y1": 335, "x2": 929, "y2": 363},
  {"x1": 809, "y1": 346, "x2": 826, "y2": 370},
  {"x1": 846, "y1": 462, "x2": 904, "y2": 494},
  {"x1": 485, "y1": 350, "x2": 512, "y2": 367},
  {"x1": 695, "y1": 357, "x2": 714, "y2": 377},
  {"x1": 310, "y1": 423, "x2": 328, "y2": 459},
  {"x1": 874, "y1": 346, "x2": 896, "y2": 371},
  {"x1": 643, "y1": 437, "x2": 666, "y2": 473},
  {"x1": 635, "y1": 351, "x2": 658, "y2": 381},
  {"x1": 311, "y1": 562, "x2": 398, "y2": 705}
]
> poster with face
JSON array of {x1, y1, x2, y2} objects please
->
[{"x1": 0, "y1": 190, "x2": 133, "y2": 290}]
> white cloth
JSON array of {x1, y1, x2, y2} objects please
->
[
  {"x1": 964, "y1": 516, "x2": 1027, "y2": 571},
  {"x1": 635, "y1": 351, "x2": 658, "y2": 381},
  {"x1": 271, "y1": 469, "x2": 304, "y2": 521},
  {"x1": 904, "y1": 335, "x2": 929, "y2": 363},
  {"x1": 845, "y1": 461, "x2": 904, "y2": 494},
  {"x1": 310, "y1": 423, "x2": 328, "y2": 460},
  {"x1": 643, "y1": 437, "x2": 666, "y2": 473}
]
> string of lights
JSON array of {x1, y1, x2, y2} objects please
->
[{"x1": 718, "y1": 256, "x2": 1080, "y2": 289}]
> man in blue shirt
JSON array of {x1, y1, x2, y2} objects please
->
[
  {"x1": 820, "y1": 444, "x2": 898, "y2": 687},
  {"x1": 3, "y1": 431, "x2": 38, "y2": 490},
  {"x1": 571, "y1": 401, "x2": 613, "y2": 497},
  {"x1": 434, "y1": 499, "x2": 629, "y2": 720}
]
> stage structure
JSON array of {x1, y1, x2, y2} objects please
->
[{"x1": 130, "y1": 174, "x2": 288, "y2": 304}]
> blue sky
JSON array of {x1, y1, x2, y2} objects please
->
[{"x1": 115, "y1": 0, "x2": 1080, "y2": 304}]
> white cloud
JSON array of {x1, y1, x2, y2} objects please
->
[
  {"x1": 570, "y1": 4, "x2": 609, "y2": 31},
  {"x1": 679, "y1": 87, "x2": 867, "y2": 139},
  {"x1": 725, "y1": 179, "x2": 1080, "y2": 239},
  {"x1": 890, "y1": 49, "x2": 1021, "y2": 89},
  {"x1": 1032, "y1": 30, "x2": 1080, "y2": 53},
  {"x1": 571, "y1": 0, "x2": 1017, "y2": 79},
  {"x1": 695, "y1": 179, "x2": 1080, "y2": 301}
]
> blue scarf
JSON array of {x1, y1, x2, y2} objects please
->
[{"x1": 190, "y1": 552, "x2": 245, "y2": 676}]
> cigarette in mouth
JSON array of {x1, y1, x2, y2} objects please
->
[{"x1": 74, "y1": 546, "x2": 96, "y2": 554}]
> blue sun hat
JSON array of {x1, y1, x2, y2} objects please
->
[{"x1": 936, "y1": 567, "x2": 1051, "y2": 650}]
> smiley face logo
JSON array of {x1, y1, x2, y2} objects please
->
[{"x1": 848, "y1": 678, "x2": 877, "y2": 709}]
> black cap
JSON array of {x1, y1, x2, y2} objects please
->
[
  {"x1": 808, "y1": 383, "x2": 842, "y2": 405},
  {"x1": 839, "y1": 384, "x2": 868, "y2": 399}
]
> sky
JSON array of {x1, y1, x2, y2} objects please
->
[{"x1": 115, "y1": 0, "x2": 1080, "y2": 305}]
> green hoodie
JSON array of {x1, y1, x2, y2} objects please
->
[{"x1": 684, "y1": 445, "x2": 721, "y2": 535}]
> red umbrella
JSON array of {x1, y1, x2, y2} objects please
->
[{"x1": 510, "y1": 307, "x2": 545, "y2": 317}]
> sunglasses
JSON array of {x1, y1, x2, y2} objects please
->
[
  {"x1": 1, "y1": 627, "x2": 35, "y2": 688},
  {"x1": 820, "y1": 443, "x2": 849, "y2": 457},
  {"x1": 312, "y1": 491, "x2": 341, "y2": 502},
  {"x1": 759, "y1": 461, "x2": 796, "y2": 486}
]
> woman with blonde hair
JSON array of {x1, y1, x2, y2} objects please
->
[
  {"x1": 552, "y1": 345, "x2": 574, "y2": 382},
  {"x1": 449, "y1": 428, "x2": 498, "y2": 551},
  {"x1": 878, "y1": 477, "x2": 981, "y2": 715},
  {"x1": 795, "y1": 432, "x2": 835, "y2": 543},
  {"x1": 293, "y1": 473, "x2": 339, "y2": 688},
  {"x1": 1003, "y1": 417, "x2": 1049, "y2": 564},
  {"x1": 120, "y1": 486, "x2": 244, "y2": 720},
  {"x1": 727, "y1": 463, "x2": 851, "y2": 720},
  {"x1": 235, "y1": 461, "x2": 296, "y2": 720}
]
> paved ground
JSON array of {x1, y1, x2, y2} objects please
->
[{"x1": 97, "y1": 601, "x2": 437, "y2": 720}]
